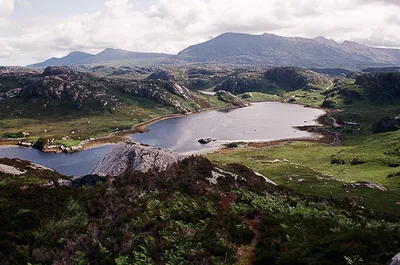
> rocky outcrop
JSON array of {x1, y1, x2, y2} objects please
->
[
  {"x1": 0, "y1": 66, "x2": 40, "y2": 77},
  {"x1": 120, "y1": 81, "x2": 191, "y2": 113},
  {"x1": 0, "y1": 163, "x2": 26, "y2": 175},
  {"x1": 0, "y1": 158, "x2": 56, "y2": 176},
  {"x1": 215, "y1": 74, "x2": 263, "y2": 94},
  {"x1": 265, "y1": 67, "x2": 331, "y2": 91},
  {"x1": 18, "y1": 141, "x2": 33, "y2": 148},
  {"x1": 216, "y1": 90, "x2": 249, "y2": 107},
  {"x1": 166, "y1": 82, "x2": 193, "y2": 101},
  {"x1": 90, "y1": 141, "x2": 185, "y2": 176},
  {"x1": 146, "y1": 70, "x2": 193, "y2": 102},
  {"x1": 356, "y1": 72, "x2": 400, "y2": 103},
  {"x1": 351, "y1": 181, "x2": 387, "y2": 191},
  {"x1": 387, "y1": 253, "x2": 400, "y2": 265},
  {"x1": 214, "y1": 67, "x2": 331, "y2": 94},
  {"x1": 253, "y1": 171, "x2": 277, "y2": 186},
  {"x1": 198, "y1": 138, "x2": 217, "y2": 144},
  {"x1": 0, "y1": 88, "x2": 22, "y2": 102},
  {"x1": 21, "y1": 67, "x2": 108, "y2": 108},
  {"x1": 147, "y1": 70, "x2": 174, "y2": 81},
  {"x1": 373, "y1": 116, "x2": 400, "y2": 133},
  {"x1": 184, "y1": 67, "x2": 233, "y2": 90},
  {"x1": 0, "y1": 66, "x2": 215, "y2": 115},
  {"x1": 43, "y1": 66, "x2": 81, "y2": 78}
]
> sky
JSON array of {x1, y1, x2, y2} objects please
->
[{"x1": 0, "y1": 0, "x2": 400, "y2": 65}]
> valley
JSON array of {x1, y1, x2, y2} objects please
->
[
  {"x1": 1, "y1": 35, "x2": 400, "y2": 265},
  {"x1": 4, "y1": 0, "x2": 400, "y2": 261}
]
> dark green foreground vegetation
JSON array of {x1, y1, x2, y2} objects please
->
[
  {"x1": 1, "y1": 69, "x2": 400, "y2": 264},
  {"x1": 1, "y1": 157, "x2": 399, "y2": 265}
]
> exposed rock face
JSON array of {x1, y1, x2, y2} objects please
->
[
  {"x1": 184, "y1": 67, "x2": 233, "y2": 90},
  {"x1": 374, "y1": 116, "x2": 400, "y2": 133},
  {"x1": 0, "y1": 66, "x2": 40, "y2": 77},
  {"x1": 387, "y1": 253, "x2": 400, "y2": 265},
  {"x1": 147, "y1": 70, "x2": 174, "y2": 81},
  {"x1": 214, "y1": 67, "x2": 331, "y2": 94},
  {"x1": 215, "y1": 74, "x2": 263, "y2": 94},
  {"x1": 216, "y1": 90, "x2": 249, "y2": 107},
  {"x1": 0, "y1": 66, "x2": 215, "y2": 114},
  {"x1": 33, "y1": 137, "x2": 59, "y2": 152},
  {"x1": 253, "y1": 171, "x2": 277, "y2": 186},
  {"x1": 91, "y1": 142, "x2": 185, "y2": 177},
  {"x1": 0, "y1": 158, "x2": 57, "y2": 177},
  {"x1": 265, "y1": 67, "x2": 331, "y2": 91},
  {"x1": 0, "y1": 163, "x2": 26, "y2": 175},
  {"x1": 0, "y1": 88, "x2": 22, "y2": 102},
  {"x1": 43, "y1": 66, "x2": 80, "y2": 77},
  {"x1": 21, "y1": 67, "x2": 110, "y2": 108},
  {"x1": 146, "y1": 70, "x2": 193, "y2": 101},
  {"x1": 120, "y1": 80, "x2": 191, "y2": 113},
  {"x1": 166, "y1": 82, "x2": 193, "y2": 101},
  {"x1": 352, "y1": 181, "x2": 387, "y2": 191}
]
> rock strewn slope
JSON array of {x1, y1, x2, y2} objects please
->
[
  {"x1": 0, "y1": 66, "x2": 219, "y2": 114},
  {"x1": 215, "y1": 67, "x2": 332, "y2": 94}
]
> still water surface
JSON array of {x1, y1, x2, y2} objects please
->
[
  {"x1": 131, "y1": 102, "x2": 325, "y2": 154},
  {"x1": 0, "y1": 102, "x2": 325, "y2": 176}
]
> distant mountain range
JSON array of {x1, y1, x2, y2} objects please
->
[
  {"x1": 29, "y1": 48, "x2": 173, "y2": 68},
  {"x1": 176, "y1": 33, "x2": 400, "y2": 69},
  {"x1": 29, "y1": 33, "x2": 400, "y2": 69}
]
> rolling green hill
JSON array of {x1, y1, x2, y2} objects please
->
[{"x1": 0, "y1": 66, "x2": 227, "y2": 142}]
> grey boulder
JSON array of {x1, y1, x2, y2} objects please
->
[{"x1": 91, "y1": 141, "x2": 185, "y2": 177}]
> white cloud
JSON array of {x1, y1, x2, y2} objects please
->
[
  {"x1": 15, "y1": 0, "x2": 30, "y2": 6},
  {"x1": 1, "y1": 0, "x2": 400, "y2": 65},
  {"x1": 0, "y1": 0, "x2": 14, "y2": 18}
]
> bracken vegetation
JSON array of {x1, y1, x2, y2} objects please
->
[{"x1": 0, "y1": 156, "x2": 399, "y2": 264}]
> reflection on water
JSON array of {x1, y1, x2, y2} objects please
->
[
  {"x1": 0, "y1": 102, "x2": 325, "y2": 176},
  {"x1": 0, "y1": 145, "x2": 116, "y2": 176},
  {"x1": 131, "y1": 102, "x2": 325, "y2": 154}
]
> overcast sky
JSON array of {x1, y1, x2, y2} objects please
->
[{"x1": 0, "y1": 0, "x2": 400, "y2": 65}]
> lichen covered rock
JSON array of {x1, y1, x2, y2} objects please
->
[{"x1": 90, "y1": 141, "x2": 185, "y2": 176}]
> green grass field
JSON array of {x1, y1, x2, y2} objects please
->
[
  {"x1": 0, "y1": 99, "x2": 173, "y2": 142},
  {"x1": 0, "y1": 93, "x2": 228, "y2": 143},
  {"x1": 208, "y1": 95, "x2": 400, "y2": 215}
]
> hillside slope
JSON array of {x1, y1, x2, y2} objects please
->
[
  {"x1": 176, "y1": 32, "x2": 400, "y2": 68},
  {"x1": 356, "y1": 72, "x2": 400, "y2": 103},
  {"x1": 29, "y1": 49, "x2": 173, "y2": 68},
  {"x1": 215, "y1": 67, "x2": 332, "y2": 95},
  {"x1": 0, "y1": 66, "x2": 226, "y2": 142},
  {"x1": 0, "y1": 150, "x2": 399, "y2": 265}
]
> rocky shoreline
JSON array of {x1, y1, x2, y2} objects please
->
[
  {"x1": 0, "y1": 105, "x2": 235, "y2": 154},
  {"x1": 213, "y1": 112, "x2": 340, "y2": 154},
  {"x1": 0, "y1": 101, "x2": 335, "y2": 155}
]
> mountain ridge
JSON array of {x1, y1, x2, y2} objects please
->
[
  {"x1": 28, "y1": 32, "x2": 400, "y2": 69},
  {"x1": 175, "y1": 32, "x2": 400, "y2": 69},
  {"x1": 29, "y1": 48, "x2": 173, "y2": 68}
]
